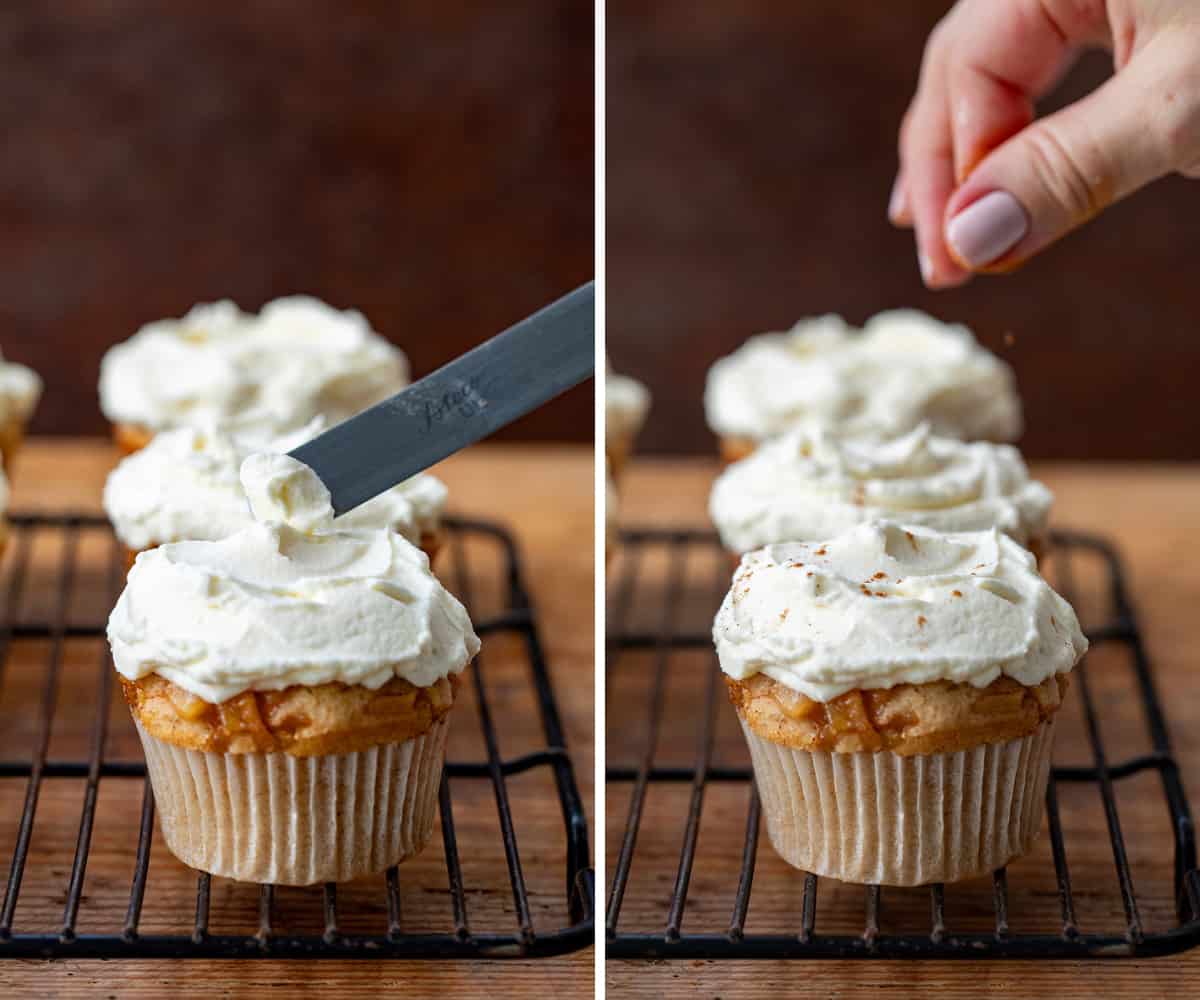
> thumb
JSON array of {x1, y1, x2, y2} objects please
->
[{"x1": 942, "y1": 46, "x2": 1187, "y2": 272}]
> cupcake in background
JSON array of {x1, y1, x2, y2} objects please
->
[
  {"x1": 715, "y1": 521, "x2": 1086, "y2": 886},
  {"x1": 109, "y1": 453, "x2": 478, "y2": 885},
  {"x1": 0, "y1": 463, "x2": 11, "y2": 558},
  {"x1": 709, "y1": 422, "x2": 1051, "y2": 563},
  {"x1": 605, "y1": 463, "x2": 619, "y2": 564},
  {"x1": 704, "y1": 310, "x2": 1021, "y2": 463},
  {"x1": 104, "y1": 417, "x2": 447, "y2": 570},
  {"x1": 99, "y1": 296, "x2": 408, "y2": 454},
  {"x1": 0, "y1": 349, "x2": 43, "y2": 475},
  {"x1": 606, "y1": 358, "x2": 650, "y2": 481}
]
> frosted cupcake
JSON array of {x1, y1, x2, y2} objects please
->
[
  {"x1": 108, "y1": 454, "x2": 478, "y2": 885},
  {"x1": 606, "y1": 359, "x2": 650, "y2": 481},
  {"x1": 715, "y1": 521, "x2": 1086, "y2": 885},
  {"x1": 704, "y1": 310, "x2": 1021, "y2": 462},
  {"x1": 709, "y1": 423, "x2": 1051, "y2": 562},
  {"x1": 103, "y1": 418, "x2": 447, "y2": 569},
  {"x1": 99, "y1": 297, "x2": 408, "y2": 453},
  {"x1": 0, "y1": 350, "x2": 42, "y2": 474}
]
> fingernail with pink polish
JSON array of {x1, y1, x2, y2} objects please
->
[{"x1": 945, "y1": 190, "x2": 1028, "y2": 268}]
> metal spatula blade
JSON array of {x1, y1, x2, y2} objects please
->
[{"x1": 289, "y1": 281, "x2": 594, "y2": 516}]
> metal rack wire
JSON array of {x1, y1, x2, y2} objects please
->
[
  {"x1": 606, "y1": 527, "x2": 1200, "y2": 959},
  {"x1": 0, "y1": 513, "x2": 592, "y2": 959}
]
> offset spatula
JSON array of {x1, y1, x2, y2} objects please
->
[{"x1": 289, "y1": 281, "x2": 594, "y2": 516}]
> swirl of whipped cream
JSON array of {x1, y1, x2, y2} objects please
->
[
  {"x1": 0, "y1": 350, "x2": 42, "y2": 426},
  {"x1": 103, "y1": 418, "x2": 446, "y2": 550},
  {"x1": 107, "y1": 463, "x2": 479, "y2": 703},
  {"x1": 606, "y1": 357, "x2": 650, "y2": 443},
  {"x1": 99, "y1": 296, "x2": 408, "y2": 435},
  {"x1": 703, "y1": 309, "x2": 1021, "y2": 443},
  {"x1": 713, "y1": 521, "x2": 1087, "y2": 702},
  {"x1": 709, "y1": 423, "x2": 1051, "y2": 552}
]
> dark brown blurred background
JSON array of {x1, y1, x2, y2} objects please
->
[
  {"x1": 608, "y1": 1, "x2": 1200, "y2": 459},
  {"x1": 0, "y1": 2, "x2": 592, "y2": 440}
]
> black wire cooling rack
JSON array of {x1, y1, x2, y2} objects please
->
[
  {"x1": 606, "y1": 527, "x2": 1200, "y2": 959},
  {"x1": 0, "y1": 513, "x2": 592, "y2": 959}
]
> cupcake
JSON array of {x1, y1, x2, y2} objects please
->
[
  {"x1": 605, "y1": 464, "x2": 619, "y2": 564},
  {"x1": 107, "y1": 453, "x2": 479, "y2": 885},
  {"x1": 606, "y1": 359, "x2": 650, "y2": 481},
  {"x1": 714, "y1": 521, "x2": 1086, "y2": 885},
  {"x1": 103, "y1": 418, "x2": 447, "y2": 570},
  {"x1": 709, "y1": 422, "x2": 1051, "y2": 563},
  {"x1": 0, "y1": 349, "x2": 42, "y2": 474},
  {"x1": 703, "y1": 310, "x2": 1021, "y2": 462},
  {"x1": 99, "y1": 297, "x2": 408, "y2": 453},
  {"x1": 0, "y1": 463, "x2": 11, "y2": 557}
]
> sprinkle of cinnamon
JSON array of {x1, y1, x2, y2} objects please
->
[
  {"x1": 917, "y1": 615, "x2": 927, "y2": 628},
  {"x1": 952, "y1": 589, "x2": 963, "y2": 598},
  {"x1": 814, "y1": 547, "x2": 827, "y2": 556},
  {"x1": 905, "y1": 530, "x2": 919, "y2": 550},
  {"x1": 872, "y1": 572, "x2": 887, "y2": 580}
]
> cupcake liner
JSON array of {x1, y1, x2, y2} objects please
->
[
  {"x1": 739, "y1": 715, "x2": 1055, "y2": 885},
  {"x1": 135, "y1": 716, "x2": 449, "y2": 885}
]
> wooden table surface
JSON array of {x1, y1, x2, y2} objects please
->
[
  {"x1": 0, "y1": 439, "x2": 595, "y2": 998},
  {"x1": 607, "y1": 457, "x2": 1200, "y2": 999}
]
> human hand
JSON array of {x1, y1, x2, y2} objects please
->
[{"x1": 891, "y1": 0, "x2": 1200, "y2": 288}]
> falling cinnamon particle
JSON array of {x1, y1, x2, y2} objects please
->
[
  {"x1": 917, "y1": 616, "x2": 927, "y2": 628},
  {"x1": 806, "y1": 571, "x2": 814, "y2": 577},
  {"x1": 814, "y1": 547, "x2": 827, "y2": 556},
  {"x1": 952, "y1": 590, "x2": 963, "y2": 598},
  {"x1": 872, "y1": 572, "x2": 887, "y2": 580},
  {"x1": 905, "y1": 530, "x2": 919, "y2": 550},
  {"x1": 874, "y1": 591, "x2": 887, "y2": 597},
  {"x1": 779, "y1": 609, "x2": 790, "y2": 623}
]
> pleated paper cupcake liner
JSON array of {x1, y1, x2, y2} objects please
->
[
  {"x1": 135, "y1": 716, "x2": 449, "y2": 885},
  {"x1": 739, "y1": 715, "x2": 1055, "y2": 886}
]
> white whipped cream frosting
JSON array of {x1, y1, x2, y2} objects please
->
[
  {"x1": 107, "y1": 453, "x2": 478, "y2": 703},
  {"x1": 713, "y1": 522, "x2": 1086, "y2": 702},
  {"x1": 0, "y1": 350, "x2": 42, "y2": 427},
  {"x1": 98, "y1": 296, "x2": 408, "y2": 435},
  {"x1": 606, "y1": 357, "x2": 650, "y2": 443},
  {"x1": 709, "y1": 423, "x2": 1051, "y2": 553},
  {"x1": 103, "y1": 418, "x2": 446, "y2": 550},
  {"x1": 703, "y1": 310, "x2": 1021, "y2": 443}
]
